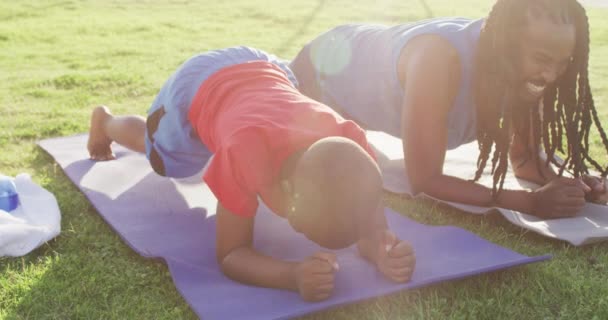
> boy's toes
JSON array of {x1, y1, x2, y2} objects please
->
[{"x1": 89, "y1": 147, "x2": 115, "y2": 161}]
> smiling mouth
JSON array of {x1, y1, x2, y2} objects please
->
[{"x1": 525, "y1": 81, "x2": 546, "y2": 96}]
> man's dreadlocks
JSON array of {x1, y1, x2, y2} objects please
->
[{"x1": 473, "y1": 0, "x2": 608, "y2": 197}]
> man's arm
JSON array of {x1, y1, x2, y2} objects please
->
[
  {"x1": 510, "y1": 125, "x2": 607, "y2": 206},
  {"x1": 399, "y1": 35, "x2": 537, "y2": 214},
  {"x1": 509, "y1": 122, "x2": 558, "y2": 185},
  {"x1": 398, "y1": 35, "x2": 587, "y2": 218}
]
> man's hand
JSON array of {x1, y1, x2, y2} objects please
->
[
  {"x1": 582, "y1": 175, "x2": 608, "y2": 205},
  {"x1": 531, "y1": 177, "x2": 587, "y2": 218},
  {"x1": 375, "y1": 230, "x2": 415, "y2": 283},
  {"x1": 294, "y1": 252, "x2": 338, "y2": 302}
]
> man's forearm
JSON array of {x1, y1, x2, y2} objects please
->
[
  {"x1": 495, "y1": 188, "x2": 536, "y2": 214},
  {"x1": 220, "y1": 246, "x2": 298, "y2": 291},
  {"x1": 419, "y1": 174, "x2": 536, "y2": 214},
  {"x1": 511, "y1": 154, "x2": 557, "y2": 186}
]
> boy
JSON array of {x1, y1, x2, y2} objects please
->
[{"x1": 87, "y1": 46, "x2": 415, "y2": 301}]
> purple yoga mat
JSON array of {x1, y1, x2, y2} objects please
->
[{"x1": 39, "y1": 135, "x2": 550, "y2": 320}]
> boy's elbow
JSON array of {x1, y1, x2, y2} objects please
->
[
  {"x1": 217, "y1": 251, "x2": 228, "y2": 272},
  {"x1": 216, "y1": 247, "x2": 244, "y2": 276},
  {"x1": 217, "y1": 251, "x2": 236, "y2": 279},
  {"x1": 216, "y1": 251, "x2": 224, "y2": 266},
  {"x1": 216, "y1": 246, "x2": 235, "y2": 272}
]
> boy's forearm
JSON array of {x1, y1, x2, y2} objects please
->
[
  {"x1": 357, "y1": 206, "x2": 388, "y2": 264},
  {"x1": 215, "y1": 202, "x2": 298, "y2": 291},
  {"x1": 220, "y1": 246, "x2": 298, "y2": 291}
]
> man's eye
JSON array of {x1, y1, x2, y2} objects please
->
[{"x1": 534, "y1": 55, "x2": 549, "y2": 65}]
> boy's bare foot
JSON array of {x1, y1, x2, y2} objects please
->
[{"x1": 87, "y1": 105, "x2": 116, "y2": 161}]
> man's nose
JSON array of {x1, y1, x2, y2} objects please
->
[{"x1": 541, "y1": 66, "x2": 559, "y2": 84}]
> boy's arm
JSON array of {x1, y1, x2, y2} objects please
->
[
  {"x1": 356, "y1": 206, "x2": 415, "y2": 283},
  {"x1": 216, "y1": 202, "x2": 338, "y2": 301},
  {"x1": 356, "y1": 206, "x2": 388, "y2": 263},
  {"x1": 216, "y1": 202, "x2": 298, "y2": 290}
]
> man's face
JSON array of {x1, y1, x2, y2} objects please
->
[{"x1": 513, "y1": 12, "x2": 576, "y2": 104}]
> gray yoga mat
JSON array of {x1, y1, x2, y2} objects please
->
[{"x1": 366, "y1": 131, "x2": 608, "y2": 246}]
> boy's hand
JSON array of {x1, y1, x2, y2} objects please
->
[
  {"x1": 376, "y1": 230, "x2": 415, "y2": 283},
  {"x1": 294, "y1": 252, "x2": 338, "y2": 302},
  {"x1": 582, "y1": 175, "x2": 608, "y2": 205}
]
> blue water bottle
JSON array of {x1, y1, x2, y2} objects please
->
[{"x1": 0, "y1": 175, "x2": 19, "y2": 212}]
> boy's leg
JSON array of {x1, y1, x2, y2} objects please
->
[{"x1": 87, "y1": 105, "x2": 146, "y2": 161}]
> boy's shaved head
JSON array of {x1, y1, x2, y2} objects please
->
[{"x1": 286, "y1": 136, "x2": 382, "y2": 249}]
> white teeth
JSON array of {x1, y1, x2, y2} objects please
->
[{"x1": 526, "y1": 82, "x2": 545, "y2": 94}]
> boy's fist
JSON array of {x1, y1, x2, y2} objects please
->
[
  {"x1": 294, "y1": 252, "x2": 339, "y2": 302},
  {"x1": 376, "y1": 230, "x2": 415, "y2": 283}
]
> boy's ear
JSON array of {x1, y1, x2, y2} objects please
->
[
  {"x1": 281, "y1": 179, "x2": 297, "y2": 216},
  {"x1": 281, "y1": 179, "x2": 293, "y2": 196}
]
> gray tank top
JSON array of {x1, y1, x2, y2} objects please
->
[{"x1": 304, "y1": 18, "x2": 484, "y2": 149}]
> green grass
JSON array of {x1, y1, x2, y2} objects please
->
[{"x1": 1, "y1": 0, "x2": 607, "y2": 319}]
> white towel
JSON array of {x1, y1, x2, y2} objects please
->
[{"x1": 0, "y1": 174, "x2": 61, "y2": 257}]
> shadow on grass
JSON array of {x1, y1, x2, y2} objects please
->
[
  {"x1": 419, "y1": 0, "x2": 434, "y2": 18},
  {"x1": 274, "y1": 0, "x2": 433, "y2": 56},
  {"x1": 275, "y1": 0, "x2": 326, "y2": 57}
]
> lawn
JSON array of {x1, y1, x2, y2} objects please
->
[{"x1": 1, "y1": 0, "x2": 608, "y2": 319}]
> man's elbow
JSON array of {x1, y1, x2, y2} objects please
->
[{"x1": 408, "y1": 174, "x2": 432, "y2": 195}]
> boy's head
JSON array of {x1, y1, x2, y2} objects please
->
[{"x1": 285, "y1": 136, "x2": 382, "y2": 249}]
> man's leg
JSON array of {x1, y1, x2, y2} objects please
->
[{"x1": 87, "y1": 105, "x2": 146, "y2": 161}]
